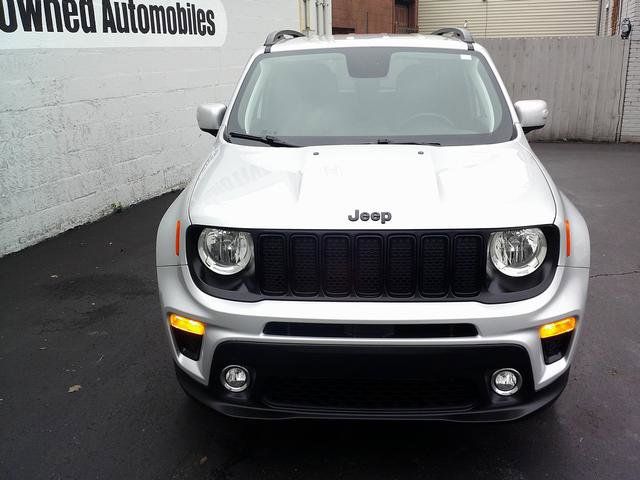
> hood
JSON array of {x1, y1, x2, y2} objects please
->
[{"x1": 189, "y1": 141, "x2": 556, "y2": 230}]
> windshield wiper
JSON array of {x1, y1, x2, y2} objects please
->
[
  {"x1": 367, "y1": 138, "x2": 442, "y2": 146},
  {"x1": 227, "y1": 131, "x2": 299, "y2": 147}
]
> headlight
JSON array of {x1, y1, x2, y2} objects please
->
[
  {"x1": 488, "y1": 228, "x2": 547, "y2": 277},
  {"x1": 197, "y1": 228, "x2": 253, "y2": 275}
]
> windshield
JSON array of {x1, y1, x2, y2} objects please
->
[{"x1": 226, "y1": 47, "x2": 514, "y2": 147}]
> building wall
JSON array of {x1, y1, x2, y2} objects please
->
[
  {"x1": 598, "y1": 0, "x2": 638, "y2": 35},
  {"x1": 0, "y1": 0, "x2": 300, "y2": 256},
  {"x1": 332, "y1": 0, "x2": 394, "y2": 33},
  {"x1": 419, "y1": 0, "x2": 639, "y2": 142},
  {"x1": 419, "y1": 0, "x2": 600, "y2": 37},
  {"x1": 621, "y1": 39, "x2": 640, "y2": 141},
  {"x1": 598, "y1": 0, "x2": 639, "y2": 141},
  {"x1": 599, "y1": 0, "x2": 640, "y2": 142}
]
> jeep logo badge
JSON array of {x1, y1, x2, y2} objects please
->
[{"x1": 348, "y1": 209, "x2": 392, "y2": 224}]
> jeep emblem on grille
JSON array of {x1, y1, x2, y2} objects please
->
[{"x1": 348, "y1": 209, "x2": 392, "y2": 224}]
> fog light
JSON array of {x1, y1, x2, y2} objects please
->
[
  {"x1": 221, "y1": 366, "x2": 249, "y2": 392},
  {"x1": 491, "y1": 368, "x2": 522, "y2": 396}
]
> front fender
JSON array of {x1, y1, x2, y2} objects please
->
[
  {"x1": 156, "y1": 190, "x2": 191, "y2": 267},
  {"x1": 557, "y1": 191, "x2": 590, "y2": 269}
]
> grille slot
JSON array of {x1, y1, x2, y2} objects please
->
[
  {"x1": 387, "y1": 235, "x2": 417, "y2": 296},
  {"x1": 263, "y1": 322, "x2": 478, "y2": 338},
  {"x1": 290, "y1": 235, "x2": 320, "y2": 295},
  {"x1": 256, "y1": 231, "x2": 487, "y2": 300},
  {"x1": 355, "y1": 236, "x2": 384, "y2": 297},
  {"x1": 420, "y1": 235, "x2": 449, "y2": 296},
  {"x1": 452, "y1": 235, "x2": 484, "y2": 296},
  {"x1": 257, "y1": 234, "x2": 288, "y2": 295},
  {"x1": 323, "y1": 235, "x2": 351, "y2": 296}
]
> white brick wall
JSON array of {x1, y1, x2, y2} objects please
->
[
  {"x1": 595, "y1": 0, "x2": 639, "y2": 141},
  {"x1": 621, "y1": 1, "x2": 640, "y2": 141},
  {"x1": 621, "y1": 40, "x2": 640, "y2": 142},
  {"x1": 0, "y1": 1, "x2": 300, "y2": 256},
  {"x1": 620, "y1": 27, "x2": 640, "y2": 142}
]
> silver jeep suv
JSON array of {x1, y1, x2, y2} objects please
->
[{"x1": 156, "y1": 29, "x2": 590, "y2": 421}]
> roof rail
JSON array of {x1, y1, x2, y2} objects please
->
[
  {"x1": 264, "y1": 30, "x2": 305, "y2": 53},
  {"x1": 431, "y1": 27, "x2": 475, "y2": 50}
]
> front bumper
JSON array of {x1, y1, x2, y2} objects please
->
[
  {"x1": 158, "y1": 263, "x2": 588, "y2": 420},
  {"x1": 176, "y1": 342, "x2": 569, "y2": 421}
]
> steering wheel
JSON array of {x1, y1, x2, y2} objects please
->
[{"x1": 399, "y1": 112, "x2": 455, "y2": 131}]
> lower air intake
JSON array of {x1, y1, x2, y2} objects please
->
[{"x1": 263, "y1": 376, "x2": 478, "y2": 411}]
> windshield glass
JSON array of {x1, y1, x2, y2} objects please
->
[{"x1": 226, "y1": 47, "x2": 514, "y2": 147}]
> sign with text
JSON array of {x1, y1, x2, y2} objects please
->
[{"x1": 0, "y1": 0, "x2": 227, "y2": 48}]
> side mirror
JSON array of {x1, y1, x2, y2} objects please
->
[
  {"x1": 197, "y1": 103, "x2": 227, "y2": 136},
  {"x1": 514, "y1": 100, "x2": 549, "y2": 133}
]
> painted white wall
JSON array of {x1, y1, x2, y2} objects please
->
[
  {"x1": 597, "y1": 0, "x2": 640, "y2": 142},
  {"x1": 621, "y1": 39, "x2": 640, "y2": 142},
  {"x1": 619, "y1": 2, "x2": 640, "y2": 142},
  {"x1": 0, "y1": 0, "x2": 300, "y2": 256}
]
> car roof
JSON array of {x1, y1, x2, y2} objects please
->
[{"x1": 267, "y1": 33, "x2": 472, "y2": 53}]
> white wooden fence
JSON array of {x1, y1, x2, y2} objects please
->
[{"x1": 481, "y1": 36, "x2": 630, "y2": 142}]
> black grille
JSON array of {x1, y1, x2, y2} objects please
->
[
  {"x1": 256, "y1": 231, "x2": 485, "y2": 300},
  {"x1": 263, "y1": 377, "x2": 477, "y2": 411},
  {"x1": 211, "y1": 342, "x2": 534, "y2": 416}
]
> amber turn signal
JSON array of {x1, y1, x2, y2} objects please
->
[
  {"x1": 169, "y1": 313, "x2": 205, "y2": 336},
  {"x1": 539, "y1": 317, "x2": 576, "y2": 339},
  {"x1": 175, "y1": 220, "x2": 181, "y2": 256}
]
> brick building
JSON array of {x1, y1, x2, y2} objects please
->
[{"x1": 332, "y1": 0, "x2": 418, "y2": 34}]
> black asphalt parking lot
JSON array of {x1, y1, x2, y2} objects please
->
[{"x1": 1, "y1": 142, "x2": 639, "y2": 479}]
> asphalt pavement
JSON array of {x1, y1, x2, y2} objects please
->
[{"x1": 1, "y1": 142, "x2": 639, "y2": 479}]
